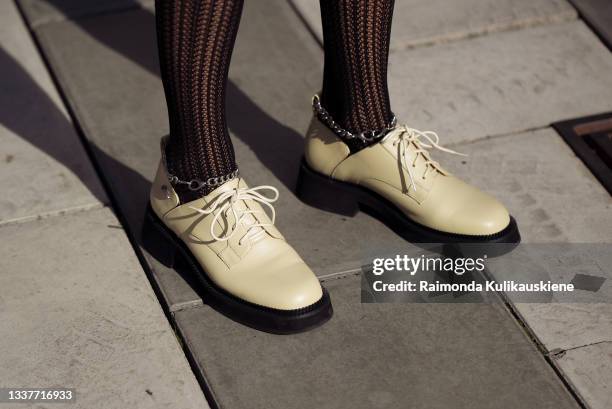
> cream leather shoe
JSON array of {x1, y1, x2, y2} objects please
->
[
  {"x1": 297, "y1": 113, "x2": 520, "y2": 244},
  {"x1": 145, "y1": 145, "x2": 332, "y2": 334}
]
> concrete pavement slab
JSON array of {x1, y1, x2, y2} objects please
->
[
  {"x1": 18, "y1": 0, "x2": 154, "y2": 27},
  {"x1": 554, "y1": 342, "x2": 612, "y2": 409},
  {"x1": 443, "y1": 127, "x2": 612, "y2": 406},
  {"x1": 0, "y1": 0, "x2": 105, "y2": 225},
  {"x1": 517, "y1": 303, "x2": 612, "y2": 351},
  {"x1": 388, "y1": 20, "x2": 612, "y2": 145},
  {"x1": 443, "y1": 128, "x2": 612, "y2": 243},
  {"x1": 174, "y1": 274, "x2": 579, "y2": 409},
  {"x1": 0, "y1": 207, "x2": 208, "y2": 409},
  {"x1": 291, "y1": 0, "x2": 576, "y2": 50},
  {"x1": 21, "y1": 5, "x2": 199, "y2": 309},
  {"x1": 443, "y1": 128, "x2": 612, "y2": 351}
]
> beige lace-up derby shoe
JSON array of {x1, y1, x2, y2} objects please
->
[
  {"x1": 297, "y1": 109, "x2": 520, "y2": 244},
  {"x1": 144, "y1": 140, "x2": 332, "y2": 334}
]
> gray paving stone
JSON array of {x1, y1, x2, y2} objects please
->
[
  {"x1": 0, "y1": 208, "x2": 208, "y2": 409},
  {"x1": 175, "y1": 274, "x2": 579, "y2": 409},
  {"x1": 554, "y1": 342, "x2": 612, "y2": 409},
  {"x1": 388, "y1": 20, "x2": 612, "y2": 145},
  {"x1": 443, "y1": 128, "x2": 612, "y2": 397},
  {"x1": 23, "y1": 5, "x2": 198, "y2": 308},
  {"x1": 443, "y1": 128, "x2": 612, "y2": 346},
  {"x1": 484, "y1": 245, "x2": 612, "y2": 352},
  {"x1": 291, "y1": 0, "x2": 576, "y2": 50},
  {"x1": 444, "y1": 128, "x2": 612, "y2": 243},
  {"x1": 18, "y1": 0, "x2": 154, "y2": 27},
  {"x1": 0, "y1": 0, "x2": 105, "y2": 225},
  {"x1": 517, "y1": 303, "x2": 612, "y2": 351}
]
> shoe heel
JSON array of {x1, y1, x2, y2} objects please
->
[
  {"x1": 296, "y1": 159, "x2": 359, "y2": 217},
  {"x1": 141, "y1": 205, "x2": 177, "y2": 268}
]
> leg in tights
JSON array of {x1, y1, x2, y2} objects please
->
[
  {"x1": 319, "y1": 0, "x2": 395, "y2": 151},
  {"x1": 155, "y1": 0, "x2": 243, "y2": 202}
]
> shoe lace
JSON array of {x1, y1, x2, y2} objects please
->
[
  {"x1": 391, "y1": 126, "x2": 467, "y2": 192},
  {"x1": 188, "y1": 182, "x2": 279, "y2": 243}
]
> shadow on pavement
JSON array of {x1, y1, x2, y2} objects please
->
[
  {"x1": 34, "y1": 0, "x2": 305, "y2": 190},
  {"x1": 0, "y1": 47, "x2": 108, "y2": 203},
  {"x1": 7, "y1": 0, "x2": 310, "y2": 308}
]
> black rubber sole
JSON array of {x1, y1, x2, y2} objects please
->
[
  {"x1": 296, "y1": 159, "x2": 521, "y2": 248},
  {"x1": 142, "y1": 204, "x2": 333, "y2": 335}
]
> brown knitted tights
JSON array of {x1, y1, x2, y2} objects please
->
[
  {"x1": 320, "y1": 0, "x2": 395, "y2": 151},
  {"x1": 156, "y1": 0, "x2": 243, "y2": 201},
  {"x1": 155, "y1": 0, "x2": 395, "y2": 201}
]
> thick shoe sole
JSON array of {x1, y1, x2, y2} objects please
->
[
  {"x1": 296, "y1": 158, "x2": 521, "y2": 247},
  {"x1": 143, "y1": 204, "x2": 333, "y2": 335}
]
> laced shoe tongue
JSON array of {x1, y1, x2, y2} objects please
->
[
  {"x1": 190, "y1": 181, "x2": 280, "y2": 243},
  {"x1": 217, "y1": 193, "x2": 267, "y2": 244},
  {"x1": 384, "y1": 128, "x2": 425, "y2": 163},
  {"x1": 390, "y1": 125, "x2": 467, "y2": 176},
  {"x1": 383, "y1": 126, "x2": 469, "y2": 193},
  {"x1": 237, "y1": 207, "x2": 267, "y2": 243},
  {"x1": 382, "y1": 127, "x2": 404, "y2": 144}
]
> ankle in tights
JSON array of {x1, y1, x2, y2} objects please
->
[
  {"x1": 156, "y1": 0, "x2": 243, "y2": 201},
  {"x1": 155, "y1": 0, "x2": 395, "y2": 202},
  {"x1": 319, "y1": 0, "x2": 395, "y2": 151}
]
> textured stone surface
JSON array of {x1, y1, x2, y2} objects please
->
[
  {"x1": 444, "y1": 126, "x2": 612, "y2": 403},
  {"x1": 175, "y1": 275, "x2": 579, "y2": 409},
  {"x1": 444, "y1": 128, "x2": 612, "y2": 354},
  {"x1": 388, "y1": 21, "x2": 612, "y2": 145},
  {"x1": 25, "y1": 5, "x2": 196, "y2": 308},
  {"x1": 291, "y1": 0, "x2": 576, "y2": 49},
  {"x1": 0, "y1": 0, "x2": 105, "y2": 225},
  {"x1": 444, "y1": 128, "x2": 612, "y2": 243},
  {"x1": 517, "y1": 303, "x2": 612, "y2": 351},
  {"x1": 18, "y1": 0, "x2": 154, "y2": 27},
  {"x1": 0, "y1": 208, "x2": 209, "y2": 409},
  {"x1": 554, "y1": 342, "x2": 612, "y2": 409}
]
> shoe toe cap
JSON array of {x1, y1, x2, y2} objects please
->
[
  {"x1": 428, "y1": 177, "x2": 511, "y2": 236},
  {"x1": 273, "y1": 263, "x2": 324, "y2": 309},
  {"x1": 224, "y1": 240, "x2": 324, "y2": 311},
  {"x1": 242, "y1": 261, "x2": 324, "y2": 310},
  {"x1": 452, "y1": 195, "x2": 510, "y2": 236}
]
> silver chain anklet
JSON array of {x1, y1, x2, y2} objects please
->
[
  {"x1": 312, "y1": 94, "x2": 397, "y2": 144},
  {"x1": 161, "y1": 137, "x2": 239, "y2": 191},
  {"x1": 167, "y1": 169, "x2": 240, "y2": 191}
]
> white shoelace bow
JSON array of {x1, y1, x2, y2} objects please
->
[
  {"x1": 391, "y1": 126, "x2": 467, "y2": 192},
  {"x1": 189, "y1": 183, "x2": 279, "y2": 243}
]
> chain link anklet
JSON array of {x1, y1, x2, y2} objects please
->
[
  {"x1": 161, "y1": 136, "x2": 239, "y2": 192},
  {"x1": 312, "y1": 94, "x2": 397, "y2": 144}
]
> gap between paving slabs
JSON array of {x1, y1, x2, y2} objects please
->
[
  {"x1": 2, "y1": 2, "x2": 210, "y2": 407},
  {"x1": 11, "y1": 1, "x2": 221, "y2": 407}
]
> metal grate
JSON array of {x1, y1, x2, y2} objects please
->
[{"x1": 553, "y1": 112, "x2": 612, "y2": 195}]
